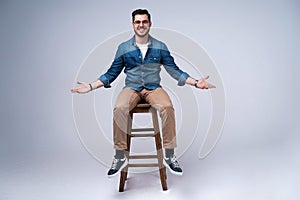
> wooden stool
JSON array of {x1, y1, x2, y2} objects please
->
[{"x1": 119, "y1": 103, "x2": 168, "y2": 192}]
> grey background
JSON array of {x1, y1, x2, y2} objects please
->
[{"x1": 0, "y1": 0, "x2": 299, "y2": 199}]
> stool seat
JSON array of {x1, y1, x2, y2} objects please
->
[{"x1": 119, "y1": 103, "x2": 168, "y2": 192}]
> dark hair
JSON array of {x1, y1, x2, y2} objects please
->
[{"x1": 132, "y1": 9, "x2": 151, "y2": 22}]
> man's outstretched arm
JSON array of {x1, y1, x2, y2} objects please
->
[{"x1": 70, "y1": 79, "x2": 104, "y2": 94}]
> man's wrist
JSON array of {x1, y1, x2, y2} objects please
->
[
  {"x1": 89, "y1": 83, "x2": 93, "y2": 91},
  {"x1": 194, "y1": 79, "x2": 198, "y2": 88}
]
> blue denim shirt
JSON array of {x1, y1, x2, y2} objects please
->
[{"x1": 99, "y1": 35, "x2": 190, "y2": 91}]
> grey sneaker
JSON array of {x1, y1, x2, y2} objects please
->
[
  {"x1": 107, "y1": 156, "x2": 128, "y2": 178},
  {"x1": 163, "y1": 155, "x2": 183, "y2": 176}
]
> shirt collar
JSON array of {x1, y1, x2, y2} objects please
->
[{"x1": 131, "y1": 35, "x2": 153, "y2": 47}]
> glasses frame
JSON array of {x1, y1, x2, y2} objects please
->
[{"x1": 133, "y1": 20, "x2": 150, "y2": 25}]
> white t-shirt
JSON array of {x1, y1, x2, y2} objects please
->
[{"x1": 136, "y1": 42, "x2": 149, "y2": 60}]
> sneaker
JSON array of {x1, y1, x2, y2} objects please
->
[
  {"x1": 107, "y1": 156, "x2": 128, "y2": 178},
  {"x1": 163, "y1": 155, "x2": 183, "y2": 176}
]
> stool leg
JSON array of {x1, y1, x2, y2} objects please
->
[
  {"x1": 119, "y1": 113, "x2": 133, "y2": 192},
  {"x1": 155, "y1": 134, "x2": 168, "y2": 191},
  {"x1": 152, "y1": 108, "x2": 168, "y2": 191},
  {"x1": 119, "y1": 137, "x2": 130, "y2": 193},
  {"x1": 123, "y1": 134, "x2": 131, "y2": 180},
  {"x1": 119, "y1": 171, "x2": 126, "y2": 192},
  {"x1": 125, "y1": 113, "x2": 133, "y2": 181}
]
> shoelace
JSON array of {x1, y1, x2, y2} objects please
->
[
  {"x1": 170, "y1": 155, "x2": 180, "y2": 168},
  {"x1": 111, "y1": 158, "x2": 120, "y2": 170}
]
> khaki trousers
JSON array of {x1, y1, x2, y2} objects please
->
[{"x1": 113, "y1": 87, "x2": 177, "y2": 150}]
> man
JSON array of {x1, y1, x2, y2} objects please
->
[{"x1": 71, "y1": 9, "x2": 215, "y2": 177}]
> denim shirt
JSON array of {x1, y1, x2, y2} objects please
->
[{"x1": 98, "y1": 35, "x2": 190, "y2": 91}]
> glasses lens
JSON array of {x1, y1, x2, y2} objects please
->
[{"x1": 134, "y1": 20, "x2": 149, "y2": 25}]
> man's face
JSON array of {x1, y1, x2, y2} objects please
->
[{"x1": 132, "y1": 14, "x2": 152, "y2": 38}]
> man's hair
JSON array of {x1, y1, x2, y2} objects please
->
[{"x1": 132, "y1": 9, "x2": 151, "y2": 22}]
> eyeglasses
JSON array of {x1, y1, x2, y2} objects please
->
[{"x1": 133, "y1": 20, "x2": 150, "y2": 25}]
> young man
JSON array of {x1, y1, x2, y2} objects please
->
[{"x1": 71, "y1": 9, "x2": 215, "y2": 177}]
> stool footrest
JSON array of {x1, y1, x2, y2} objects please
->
[
  {"x1": 131, "y1": 128, "x2": 155, "y2": 132},
  {"x1": 128, "y1": 163, "x2": 158, "y2": 167},
  {"x1": 129, "y1": 155, "x2": 158, "y2": 159},
  {"x1": 130, "y1": 133, "x2": 155, "y2": 137}
]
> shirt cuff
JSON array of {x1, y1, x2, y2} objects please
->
[
  {"x1": 98, "y1": 75, "x2": 111, "y2": 88},
  {"x1": 177, "y1": 72, "x2": 190, "y2": 86}
]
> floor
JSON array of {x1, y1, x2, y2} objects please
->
[{"x1": 1, "y1": 140, "x2": 298, "y2": 200}]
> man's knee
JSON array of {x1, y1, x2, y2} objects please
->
[
  {"x1": 113, "y1": 104, "x2": 129, "y2": 115},
  {"x1": 153, "y1": 103, "x2": 174, "y2": 114}
]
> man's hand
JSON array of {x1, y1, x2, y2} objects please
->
[
  {"x1": 196, "y1": 76, "x2": 216, "y2": 89},
  {"x1": 71, "y1": 81, "x2": 91, "y2": 94}
]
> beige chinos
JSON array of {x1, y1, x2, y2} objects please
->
[{"x1": 113, "y1": 87, "x2": 177, "y2": 150}]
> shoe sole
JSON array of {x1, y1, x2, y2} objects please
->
[
  {"x1": 163, "y1": 159, "x2": 183, "y2": 176},
  {"x1": 107, "y1": 158, "x2": 128, "y2": 178}
]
